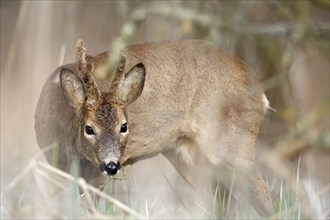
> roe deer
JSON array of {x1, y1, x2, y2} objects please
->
[{"x1": 35, "y1": 39, "x2": 271, "y2": 216}]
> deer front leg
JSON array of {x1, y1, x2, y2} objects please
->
[{"x1": 162, "y1": 140, "x2": 220, "y2": 217}]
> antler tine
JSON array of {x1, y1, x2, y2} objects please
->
[
  {"x1": 76, "y1": 39, "x2": 95, "y2": 74},
  {"x1": 76, "y1": 39, "x2": 87, "y2": 72},
  {"x1": 75, "y1": 39, "x2": 100, "y2": 108}
]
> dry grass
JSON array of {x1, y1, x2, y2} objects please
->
[
  {"x1": 1, "y1": 152, "x2": 329, "y2": 219},
  {"x1": 1, "y1": 140, "x2": 329, "y2": 219}
]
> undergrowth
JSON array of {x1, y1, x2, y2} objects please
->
[{"x1": 1, "y1": 157, "x2": 329, "y2": 219}]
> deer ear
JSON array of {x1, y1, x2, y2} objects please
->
[
  {"x1": 119, "y1": 63, "x2": 146, "y2": 105},
  {"x1": 60, "y1": 68, "x2": 85, "y2": 109}
]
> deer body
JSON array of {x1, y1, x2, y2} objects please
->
[{"x1": 35, "y1": 40, "x2": 270, "y2": 216}]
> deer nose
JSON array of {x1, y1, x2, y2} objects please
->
[{"x1": 100, "y1": 160, "x2": 121, "y2": 176}]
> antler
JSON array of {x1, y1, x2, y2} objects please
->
[
  {"x1": 108, "y1": 53, "x2": 126, "y2": 99},
  {"x1": 76, "y1": 39, "x2": 101, "y2": 108}
]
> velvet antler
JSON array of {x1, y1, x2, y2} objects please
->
[{"x1": 76, "y1": 39, "x2": 101, "y2": 108}]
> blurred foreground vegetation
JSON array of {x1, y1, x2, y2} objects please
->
[{"x1": 1, "y1": 0, "x2": 329, "y2": 219}]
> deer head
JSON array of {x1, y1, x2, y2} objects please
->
[{"x1": 60, "y1": 40, "x2": 145, "y2": 175}]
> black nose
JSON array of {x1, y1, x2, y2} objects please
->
[{"x1": 100, "y1": 161, "x2": 121, "y2": 176}]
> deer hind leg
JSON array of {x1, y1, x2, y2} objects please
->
[
  {"x1": 192, "y1": 117, "x2": 271, "y2": 217},
  {"x1": 163, "y1": 135, "x2": 247, "y2": 218}
]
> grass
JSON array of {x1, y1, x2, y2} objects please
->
[{"x1": 1, "y1": 153, "x2": 329, "y2": 219}]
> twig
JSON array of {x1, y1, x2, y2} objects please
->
[
  {"x1": 129, "y1": 3, "x2": 329, "y2": 38},
  {"x1": 156, "y1": 163, "x2": 191, "y2": 214},
  {"x1": 33, "y1": 166, "x2": 67, "y2": 191},
  {"x1": 36, "y1": 161, "x2": 145, "y2": 219},
  {"x1": 0, "y1": 160, "x2": 36, "y2": 199},
  {"x1": 78, "y1": 178, "x2": 99, "y2": 216}
]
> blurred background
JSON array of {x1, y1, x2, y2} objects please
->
[{"x1": 1, "y1": 0, "x2": 329, "y2": 219}]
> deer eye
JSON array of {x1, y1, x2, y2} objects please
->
[
  {"x1": 120, "y1": 123, "x2": 128, "y2": 133},
  {"x1": 85, "y1": 126, "x2": 95, "y2": 135}
]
